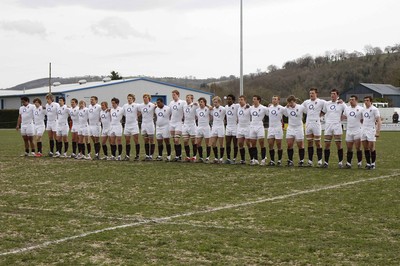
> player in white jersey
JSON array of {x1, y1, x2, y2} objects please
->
[
  {"x1": 302, "y1": 88, "x2": 326, "y2": 166},
  {"x1": 139, "y1": 94, "x2": 156, "y2": 160},
  {"x1": 283, "y1": 95, "x2": 306, "y2": 166},
  {"x1": 236, "y1": 95, "x2": 251, "y2": 164},
  {"x1": 210, "y1": 96, "x2": 226, "y2": 163},
  {"x1": 267, "y1": 96, "x2": 285, "y2": 166},
  {"x1": 122, "y1": 94, "x2": 141, "y2": 161},
  {"x1": 248, "y1": 95, "x2": 268, "y2": 165},
  {"x1": 76, "y1": 100, "x2": 90, "y2": 160},
  {"x1": 45, "y1": 94, "x2": 60, "y2": 156},
  {"x1": 361, "y1": 96, "x2": 381, "y2": 170},
  {"x1": 155, "y1": 98, "x2": 172, "y2": 161},
  {"x1": 16, "y1": 96, "x2": 35, "y2": 156},
  {"x1": 54, "y1": 97, "x2": 71, "y2": 158},
  {"x1": 169, "y1": 90, "x2": 185, "y2": 161},
  {"x1": 182, "y1": 94, "x2": 198, "y2": 162},
  {"x1": 33, "y1": 98, "x2": 46, "y2": 157},
  {"x1": 100, "y1": 101, "x2": 111, "y2": 159},
  {"x1": 321, "y1": 89, "x2": 346, "y2": 168},
  {"x1": 224, "y1": 95, "x2": 240, "y2": 164},
  {"x1": 88, "y1": 96, "x2": 102, "y2": 159},
  {"x1": 107, "y1": 97, "x2": 125, "y2": 160},
  {"x1": 195, "y1": 97, "x2": 212, "y2": 162},
  {"x1": 343, "y1": 95, "x2": 364, "y2": 168},
  {"x1": 69, "y1": 98, "x2": 79, "y2": 158}
]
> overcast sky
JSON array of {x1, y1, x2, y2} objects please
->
[{"x1": 0, "y1": 0, "x2": 399, "y2": 89}]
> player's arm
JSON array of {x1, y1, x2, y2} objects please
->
[
  {"x1": 375, "y1": 116, "x2": 382, "y2": 137},
  {"x1": 16, "y1": 114, "x2": 22, "y2": 130}
]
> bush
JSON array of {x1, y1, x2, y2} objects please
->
[{"x1": 0, "y1": 109, "x2": 19, "y2": 128}]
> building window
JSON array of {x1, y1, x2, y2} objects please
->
[{"x1": 1, "y1": 99, "x2": 4, "y2": 110}]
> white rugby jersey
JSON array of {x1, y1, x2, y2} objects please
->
[
  {"x1": 249, "y1": 105, "x2": 268, "y2": 126},
  {"x1": 78, "y1": 107, "x2": 89, "y2": 127},
  {"x1": 56, "y1": 105, "x2": 71, "y2": 127},
  {"x1": 362, "y1": 106, "x2": 380, "y2": 129},
  {"x1": 196, "y1": 107, "x2": 211, "y2": 127},
  {"x1": 139, "y1": 103, "x2": 156, "y2": 124},
  {"x1": 45, "y1": 102, "x2": 60, "y2": 123},
  {"x1": 122, "y1": 103, "x2": 139, "y2": 128},
  {"x1": 283, "y1": 104, "x2": 305, "y2": 128},
  {"x1": 156, "y1": 105, "x2": 171, "y2": 127},
  {"x1": 183, "y1": 103, "x2": 198, "y2": 125},
  {"x1": 323, "y1": 101, "x2": 346, "y2": 124},
  {"x1": 237, "y1": 105, "x2": 251, "y2": 128},
  {"x1": 267, "y1": 105, "x2": 284, "y2": 128},
  {"x1": 169, "y1": 99, "x2": 185, "y2": 124},
  {"x1": 225, "y1": 103, "x2": 239, "y2": 128},
  {"x1": 212, "y1": 106, "x2": 226, "y2": 127},
  {"x1": 88, "y1": 103, "x2": 101, "y2": 126},
  {"x1": 69, "y1": 106, "x2": 79, "y2": 127},
  {"x1": 110, "y1": 106, "x2": 124, "y2": 126},
  {"x1": 344, "y1": 105, "x2": 364, "y2": 130},
  {"x1": 100, "y1": 110, "x2": 111, "y2": 129},
  {"x1": 19, "y1": 104, "x2": 35, "y2": 125},
  {"x1": 302, "y1": 98, "x2": 326, "y2": 123},
  {"x1": 33, "y1": 105, "x2": 46, "y2": 126}
]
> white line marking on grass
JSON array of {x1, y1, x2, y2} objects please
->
[{"x1": 0, "y1": 173, "x2": 398, "y2": 257}]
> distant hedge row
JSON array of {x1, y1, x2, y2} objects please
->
[{"x1": 0, "y1": 110, "x2": 18, "y2": 128}]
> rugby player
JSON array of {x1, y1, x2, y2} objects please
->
[
  {"x1": 33, "y1": 98, "x2": 46, "y2": 157},
  {"x1": 169, "y1": 90, "x2": 185, "y2": 161},
  {"x1": 343, "y1": 95, "x2": 364, "y2": 168},
  {"x1": 108, "y1": 97, "x2": 124, "y2": 160},
  {"x1": 100, "y1": 101, "x2": 111, "y2": 160},
  {"x1": 248, "y1": 95, "x2": 268, "y2": 165},
  {"x1": 224, "y1": 94, "x2": 240, "y2": 164},
  {"x1": 122, "y1": 94, "x2": 140, "y2": 161},
  {"x1": 210, "y1": 96, "x2": 226, "y2": 164},
  {"x1": 195, "y1": 97, "x2": 212, "y2": 163},
  {"x1": 54, "y1": 97, "x2": 70, "y2": 158},
  {"x1": 45, "y1": 94, "x2": 60, "y2": 156},
  {"x1": 69, "y1": 98, "x2": 80, "y2": 158},
  {"x1": 267, "y1": 96, "x2": 284, "y2": 166},
  {"x1": 155, "y1": 98, "x2": 172, "y2": 161},
  {"x1": 76, "y1": 100, "x2": 90, "y2": 159},
  {"x1": 139, "y1": 94, "x2": 156, "y2": 160},
  {"x1": 182, "y1": 94, "x2": 198, "y2": 162},
  {"x1": 88, "y1": 96, "x2": 101, "y2": 160},
  {"x1": 16, "y1": 96, "x2": 35, "y2": 156},
  {"x1": 361, "y1": 96, "x2": 381, "y2": 170},
  {"x1": 302, "y1": 88, "x2": 326, "y2": 166},
  {"x1": 283, "y1": 95, "x2": 306, "y2": 166},
  {"x1": 321, "y1": 89, "x2": 346, "y2": 168},
  {"x1": 236, "y1": 95, "x2": 251, "y2": 164}
]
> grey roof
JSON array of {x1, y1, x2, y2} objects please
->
[{"x1": 360, "y1": 83, "x2": 400, "y2": 96}]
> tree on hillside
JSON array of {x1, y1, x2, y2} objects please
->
[{"x1": 109, "y1": 71, "x2": 123, "y2": 80}]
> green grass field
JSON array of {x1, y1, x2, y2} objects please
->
[{"x1": 0, "y1": 129, "x2": 399, "y2": 265}]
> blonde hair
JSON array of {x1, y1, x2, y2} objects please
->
[{"x1": 212, "y1": 96, "x2": 222, "y2": 103}]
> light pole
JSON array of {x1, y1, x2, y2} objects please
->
[{"x1": 240, "y1": 0, "x2": 244, "y2": 96}]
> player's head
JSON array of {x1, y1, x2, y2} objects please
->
[
  {"x1": 226, "y1": 94, "x2": 235, "y2": 106},
  {"x1": 309, "y1": 88, "x2": 318, "y2": 100},
  {"x1": 364, "y1": 96, "x2": 373, "y2": 108},
  {"x1": 20, "y1": 96, "x2": 29, "y2": 106},
  {"x1": 156, "y1": 98, "x2": 164, "y2": 108},
  {"x1": 198, "y1": 97, "x2": 207, "y2": 107},
  {"x1": 127, "y1": 94, "x2": 135, "y2": 104},
  {"x1": 286, "y1": 95, "x2": 297, "y2": 107},
  {"x1": 239, "y1": 95, "x2": 246, "y2": 106},
  {"x1": 58, "y1": 96, "x2": 65, "y2": 105},
  {"x1": 186, "y1": 94, "x2": 194, "y2": 104},
  {"x1": 100, "y1": 101, "x2": 108, "y2": 110},
  {"x1": 143, "y1": 94, "x2": 150, "y2": 104},
  {"x1": 349, "y1": 95, "x2": 358, "y2": 107},
  {"x1": 330, "y1": 89, "x2": 339, "y2": 101},
  {"x1": 272, "y1": 95, "x2": 280, "y2": 106},
  {"x1": 79, "y1": 100, "x2": 86, "y2": 109},
  {"x1": 252, "y1": 95, "x2": 261, "y2": 105},
  {"x1": 45, "y1": 93, "x2": 54, "y2": 103},
  {"x1": 111, "y1": 97, "x2": 119, "y2": 108},
  {"x1": 172, "y1": 90, "x2": 180, "y2": 101},
  {"x1": 70, "y1": 98, "x2": 78, "y2": 108},
  {"x1": 90, "y1": 96, "x2": 98, "y2": 105},
  {"x1": 33, "y1": 98, "x2": 42, "y2": 107},
  {"x1": 212, "y1": 96, "x2": 222, "y2": 107}
]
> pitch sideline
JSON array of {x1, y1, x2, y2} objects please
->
[{"x1": 0, "y1": 173, "x2": 398, "y2": 257}]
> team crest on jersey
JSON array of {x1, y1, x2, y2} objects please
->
[
  {"x1": 330, "y1": 105, "x2": 336, "y2": 110},
  {"x1": 127, "y1": 108, "x2": 132, "y2": 112},
  {"x1": 309, "y1": 105, "x2": 314, "y2": 110},
  {"x1": 227, "y1": 110, "x2": 233, "y2": 115},
  {"x1": 143, "y1": 108, "x2": 148, "y2": 113},
  {"x1": 112, "y1": 112, "x2": 117, "y2": 117},
  {"x1": 290, "y1": 111, "x2": 297, "y2": 117},
  {"x1": 199, "y1": 112, "x2": 205, "y2": 117},
  {"x1": 239, "y1": 110, "x2": 244, "y2": 115},
  {"x1": 101, "y1": 114, "x2": 106, "y2": 118},
  {"x1": 271, "y1": 110, "x2": 277, "y2": 115},
  {"x1": 252, "y1": 111, "x2": 258, "y2": 116},
  {"x1": 350, "y1": 111, "x2": 356, "y2": 117},
  {"x1": 158, "y1": 112, "x2": 164, "y2": 117},
  {"x1": 173, "y1": 105, "x2": 178, "y2": 110}
]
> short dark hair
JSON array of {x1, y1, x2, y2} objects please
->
[
  {"x1": 287, "y1": 95, "x2": 296, "y2": 103},
  {"x1": 227, "y1": 94, "x2": 235, "y2": 102},
  {"x1": 198, "y1": 97, "x2": 207, "y2": 105},
  {"x1": 33, "y1": 98, "x2": 42, "y2": 105},
  {"x1": 156, "y1": 97, "x2": 164, "y2": 103},
  {"x1": 330, "y1": 89, "x2": 339, "y2": 95},
  {"x1": 253, "y1": 95, "x2": 261, "y2": 102},
  {"x1": 309, "y1": 87, "x2": 318, "y2": 93},
  {"x1": 364, "y1": 96, "x2": 373, "y2": 102},
  {"x1": 59, "y1": 96, "x2": 65, "y2": 102},
  {"x1": 91, "y1": 96, "x2": 98, "y2": 101},
  {"x1": 111, "y1": 97, "x2": 120, "y2": 104},
  {"x1": 21, "y1": 96, "x2": 29, "y2": 102},
  {"x1": 71, "y1": 98, "x2": 78, "y2": 104},
  {"x1": 350, "y1": 95, "x2": 358, "y2": 101}
]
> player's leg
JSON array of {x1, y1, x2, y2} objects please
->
[
  {"x1": 133, "y1": 133, "x2": 140, "y2": 160},
  {"x1": 286, "y1": 137, "x2": 295, "y2": 166},
  {"x1": 354, "y1": 138, "x2": 362, "y2": 168},
  {"x1": 124, "y1": 133, "x2": 131, "y2": 160}
]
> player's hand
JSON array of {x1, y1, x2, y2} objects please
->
[
  {"x1": 16, "y1": 125, "x2": 19, "y2": 131},
  {"x1": 375, "y1": 132, "x2": 380, "y2": 137}
]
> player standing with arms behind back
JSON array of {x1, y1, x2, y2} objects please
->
[
  {"x1": 169, "y1": 90, "x2": 185, "y2": 161},
  {"x1": 16, "y1": 97, "x2": 35, "y2": 156}
]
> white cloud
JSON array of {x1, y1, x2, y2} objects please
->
[
  {"x1": 0, "y1": 19, "x2": 47, "y2": 37},
  {"x1": 91, "y1": 17, "x2": 154, "y2": 40}
]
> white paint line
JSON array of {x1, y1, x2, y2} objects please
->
[{"x1": 0, "y1": 173, "x2": 398, "y2": 257}]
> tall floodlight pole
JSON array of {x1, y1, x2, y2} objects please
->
[
  {"x1": 240, "y1": 0, "x2": 244, "y2": 96},
  {"x1": 49, "y1": 62, "x2": 52, "y2": 94}
]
